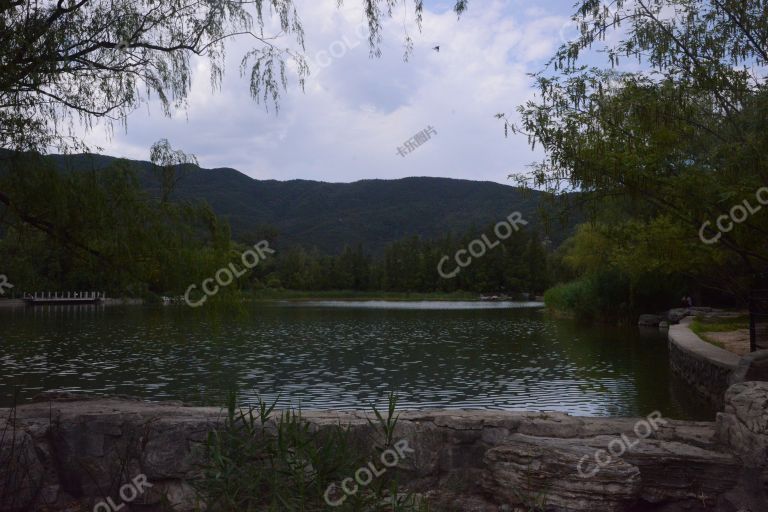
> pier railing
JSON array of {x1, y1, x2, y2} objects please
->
[{"x1": 21, "y1": 291, "x2": 106, "y2": 304}]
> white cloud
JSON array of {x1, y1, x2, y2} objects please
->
[{"x1": 79, "y1": 0, "x2": 580, "y2": 184}]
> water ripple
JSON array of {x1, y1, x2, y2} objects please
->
[{"x1": 0, "y1": 302, "x2": 714, "y2": 419}]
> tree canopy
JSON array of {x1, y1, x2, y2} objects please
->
[
  {"x1": 0, "y1": 0, "x2": 468, "y2": 152},
  {"x1": 0, "y1": 0, "x2": 470, "y2": 285},
  {"x1": 505, "y1": 0, "x2": 768, "y2": 300}
]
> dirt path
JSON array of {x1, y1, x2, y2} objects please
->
[{"x1": 704, "y1": 329, "x2": 750, "y2": 356}]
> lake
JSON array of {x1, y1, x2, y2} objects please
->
[{"x1": 0, "y1": 301, "x2": 715, "y2": 419}]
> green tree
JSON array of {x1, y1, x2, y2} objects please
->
[
  {"x1": 503, "y1": 0, "x2": 768, "y2": 300},
  {"x1": 0, "y1": 153, "x2": 232, "y2": 295},
  {"x1": 0, "y1": 0, "x2": 469, "y2": 152}
]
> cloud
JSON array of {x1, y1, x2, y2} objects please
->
[{"x1": 79, "y1": 0, "x2": 578, "y2": 184}]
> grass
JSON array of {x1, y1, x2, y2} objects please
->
[{"x1": 690, "y1": 315, "x2": 749, "y2": 333}]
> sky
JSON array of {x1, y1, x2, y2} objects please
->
[{"x1": 80, "y1": 0, "x2": 585, "y2": 185}]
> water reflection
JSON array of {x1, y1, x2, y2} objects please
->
[{"x1": 287, "y1": 300, "x2": 544, "y2": 310}]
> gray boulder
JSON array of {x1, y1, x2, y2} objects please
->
[
  {"x1": 638, "y1": 314, "x2": 664, "y2": 327},
  {"x1": 667, "y1": 308, "x2": 691, "y2": 324},
  {"x1": 716, "y1": 381, "x2": 768, "y2": 468},
  {"x1": 715, "y1": 381, "x2": 768, "y2": 510}
]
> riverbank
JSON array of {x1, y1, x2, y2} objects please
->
[
  {"x1": 158, "y1": 289, "x2": 529, "y2": 306},
  {"x1": 0, "y1": 297, "x2": 143, "y2": 308},
  {"x1": 2, "y1": 383, "x2": 766, "y2": 512},
  {"x1": 2, "y1": 291, "x2": 539, "y2": 308},
  {"x1": 668, "y1": 313, "x2": 768, "y2": 410}
]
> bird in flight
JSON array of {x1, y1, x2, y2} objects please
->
[{"x1": 432, "y1": 45, "x2": 440, "y2": 52}]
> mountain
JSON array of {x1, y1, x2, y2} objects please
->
[{"x1": 39, "y1": 152, "x2": 574, "y2": 254}]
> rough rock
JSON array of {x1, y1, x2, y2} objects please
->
[
  {"x1": 666, "y1": 307, "x2": 735, "y2": 325},
  {"x1": 2, "y1": 386, "x2": 768, "y2": 512},
  {"x1": 483, "y1": 432, "x2": 742, "y2": 511},
  {"x1": 0, "y1": 427, "x2": 44, "y2": 511},
  {"x1": 638, "y1": 314, "x2": 665, "y2": 327},
  {"x1": 716, "y1": 381, "x2": 768, "y2": 468},
  {"x1": 715, "y1": 382, "x2": 768, "y2": 511},
  {"x1": 484, "y1": 434, "x2": 641, "y2": 512},
  {"x1": 667, "y1": 308, "x2": 691, "y2": 324}
]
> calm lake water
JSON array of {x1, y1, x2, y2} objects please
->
[{"x1": 0, "y1": 301, "x2": 715, "y2": 419}]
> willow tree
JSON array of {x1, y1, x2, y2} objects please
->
[
  {"x1": 504, "y1": 0, "x2": 768, "y2": 298},
  {"x1": 0, "y1": 0, "x2": 468, "y2": 287},
  {"x1": 0, "y1": 0, "x2": 467, "y2": 153}
]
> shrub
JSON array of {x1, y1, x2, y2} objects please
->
[
  {"x1": 545, "y1": 268, "x2": 689, "y2": 323},
  {"x1": 544, "y1": 271, "x2": 630, "y2": 322}
]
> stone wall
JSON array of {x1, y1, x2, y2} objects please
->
[
  {"x1": 2, "y1": 384, "x2": 767, "y2": 512},
  {"x1": 668, "y1": 318, "x2": 741, "y2": 409}
]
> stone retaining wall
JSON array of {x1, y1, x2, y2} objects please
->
[
  {"x1": 2, "y1": 384, "x2": 767, "y2": 512},
  {"x1": 668, "y1": 318, "x2": 741, "y2": 409}
]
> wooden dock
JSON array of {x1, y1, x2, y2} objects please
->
[{"x1": 23, "y1": 291, "x2": 105, "y2": 305}]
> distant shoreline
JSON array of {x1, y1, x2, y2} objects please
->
[
  {"x1": 244, "y1": 290, "x2": 537, "y2": 302},
  {"x1": 0, "y1": 297, "x2": 143, "y2": 308},
  {"x1": 0, "y1": 291, "x2": 542, "y2": 307}
]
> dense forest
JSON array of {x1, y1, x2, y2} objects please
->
[
  {"x1": 0, "y1": 153, "x2": 551, "y2": 298},
  {"x1": 0, "y1": 146, "x2": 748, "y2": 318},
  {"x1": 261, "y1": 229, "x2": 549, "y2": 295}
]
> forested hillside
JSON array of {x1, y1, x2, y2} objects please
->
[
  {"x1": 42, "y1": 152, "x2": 575, "y2": 254},
  {"x1": 0, "y1": 151, "x2": 562, "y2": 297}
]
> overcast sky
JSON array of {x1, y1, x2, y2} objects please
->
[{"x1": 80, "y1": 0, "x2": 583, "y2": 184}]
